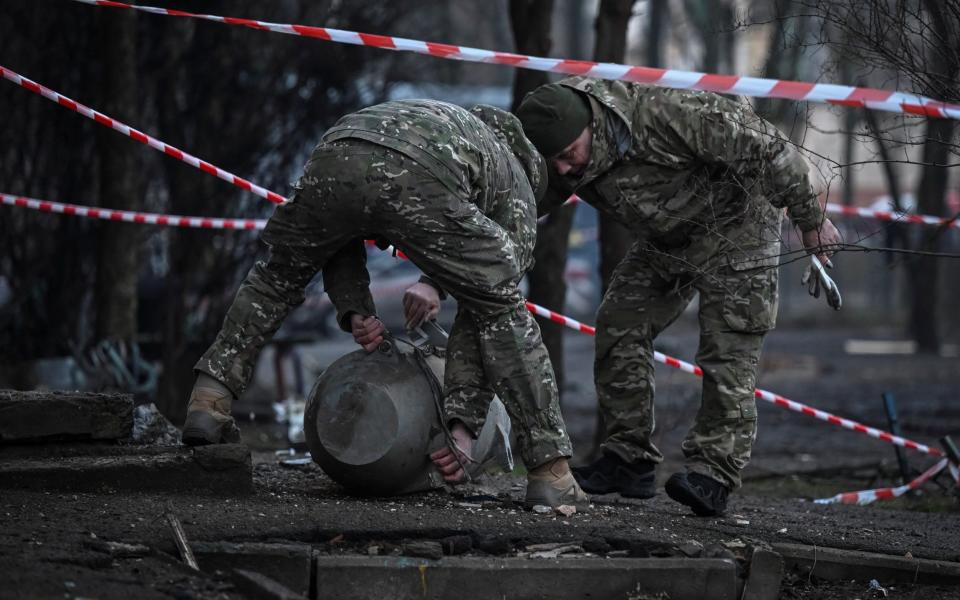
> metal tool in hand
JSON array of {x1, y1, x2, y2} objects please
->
[{"x1": 801, "y1": 255, "x2": 842, "y2": 310}]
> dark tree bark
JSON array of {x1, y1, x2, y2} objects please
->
[
  {"x1": 509, "y1": 0, "x2": 554, "y2": 112},
  {"x1": 590, "y1": 0, "x2": 637, "y2": 453},
  {"x1": 594, "y1": 0, "x2": 636, "y2": 298},
  {"x1": 509, "y1": 0, "x2": 575, "y2": 395},
  {"x1": 94, "y1": 9, "x2": 140, "y2": 341},
  {"x1": 908, "y1": 0, "x2": 957, "y2": 354},
  {"x1": 909, "y1": 115, "x2": 954, "y2": 353}
]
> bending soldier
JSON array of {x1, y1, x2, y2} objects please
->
[
  {"x1": 184, "y1": 100, "x2": 588, "y2": 509},
  {"x1": 517, "y1": 77, "x2": 842, "y2": 516}
]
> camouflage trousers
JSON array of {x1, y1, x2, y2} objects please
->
[
  {"x1": 595, "y1": 235, "x2": 779, "y2": 489},
  {"x1": 196, "y1": 140, "x2": 571, "y2": 467}
]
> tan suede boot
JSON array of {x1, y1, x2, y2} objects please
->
[
  {"x1": 182, "y1": 373, "x2": 241, "y2": 445},
  {"x1": 524, "y1": 457, "x2": 591, "y2": 510}
]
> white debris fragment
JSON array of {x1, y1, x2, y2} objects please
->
[{"x1": 555, "y1": 505, "x2": 577, "y2": 517}]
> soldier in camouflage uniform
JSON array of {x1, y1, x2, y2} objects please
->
[
  {"x1": 517, "y1": 77, "x2": 841, "y2": 515},
  {"x1": 183, "y1": 99, "x2": 588, "y2": 508}
]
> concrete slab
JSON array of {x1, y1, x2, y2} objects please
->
[
  {"x1": 773, "y1": 542, "x2": 960, "y2": 585},
  {"x1": 232, "y1": 568, "x2": 307, "y2": 600},
  {"x1": 742, "y1": 549, "x2": 783, "y2": 600},
  {"x1": 314, "y1": 556, "x2": 738, "y2": 600},
  {"x1": 192, "y1": 542, "x2": 313, "y2": 598},
  {"x1": 0, "y1": 444, "x2": 252, "y2": 494},
  {"x1": 0, "y1": 390, "x2": 132, "y2": 442}
]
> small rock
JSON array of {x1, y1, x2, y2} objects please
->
[
  {"x1": 677, "y1": 540, "x2": 703, "y2": 558},
  {"x1": 477, "y1": 536, "x2": 511, "y2": 555},
  {"x1": 440, "y1": 535, "x2": 472, "y2": 556},
  {"x1": 531, "y1": 505, "x2": 552, "y2": 514},
  {"x1": 555, "y1": 505, "x2": 576, "y2": 517},
  {"x1": 582, "y1": 536, "x2": 612, "y2": 554},
  {"x1": 366, "y1": 545, "x2": 380, "y2": 556},
  {"x1": 402, "y1": 540, "x2": 443, "y2": 560},
  {"x1": 777, "y1": 527, "x2": 788, "y2": 534}
]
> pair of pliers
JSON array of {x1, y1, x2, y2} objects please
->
[{"x1": 801, "y1": 255, "x2": 842, "y2": 310}]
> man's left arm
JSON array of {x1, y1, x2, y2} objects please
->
[{"x1": 678, "y1": 99, "x2": 840, "y2": 261}]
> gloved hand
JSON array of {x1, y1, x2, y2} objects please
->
[{"x1": 801, "y1": 255, "x2": 842, "y2": 310}]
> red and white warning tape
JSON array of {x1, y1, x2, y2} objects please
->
[
  {"x1": 1, "y1": 193, "x2": 267, "y2": 230},
  {"x1": 4, "y1": 187, "x2": 943, "y2": 459},
  {"x1": 558, "y1": 195, "x2": 960, "y2": 231},
  {"x1": 69, "y1": 0, "x2": 960, "y2": 120},
  {"x1": 0, "y1": 65, "x2": 287, "y2": 206},
  {"x1": 6, "y1": 64, "x2": 957, "y2": 235},
  {"x1": 4, "y1": 49, "x2": 944, "y2": 464},
  {"x1": 813, "y1": 458, "x2": 947, "y2": 505},
  {"x1": 523, "y1": 301, "x2": 943, "y2": 458},
  {"x1": 826, "y1": 204, "x2": 959, "y2": 230}
]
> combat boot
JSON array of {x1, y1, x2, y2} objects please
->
[
  {"x1": 573, "y1": 451, "x2": 656, "y2": 498},
  {"x1": 182, "y1": 373, "x2": 241, "y2": 446},
  {"x1": 524, "y1": 458, "x2": 591, "y2": 510},
  {"x1": 664, "y1": 471, "x2": 729, "y2": 516}
]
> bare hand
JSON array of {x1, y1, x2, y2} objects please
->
[
  {"x1": 429, "y1": 423, "x2": 474, "y2": 484},
  {"x1": 402, "y1": 282, "x2": 441, "y2": 330},
  {"x1": 801, "y1": 218, "x2": 842, "y2": 266},
  {"x1": 349, "y1": 313, "x2": 385, "y2": 352}
]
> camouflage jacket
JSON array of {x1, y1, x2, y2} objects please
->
[
  {"x1": 541, "y1": 77, "x2": 824, "y2": 266},
  {"x1": 324, "y1": 100, "x2": 542, "y2": 214},
  {"x1": 319, "y1": 100, "x2": 543, "y2": 318}
]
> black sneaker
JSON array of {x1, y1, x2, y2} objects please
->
[
  {"x1": 572, "y1": 452, "x2": 656, "y2": 499},
  {"x1": 664, "y1": 472, "x2": 729, "y2": 516}
]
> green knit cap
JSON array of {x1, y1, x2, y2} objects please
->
[{"x1": 516, "y1": 84, "x2": 591, "y2": 158}]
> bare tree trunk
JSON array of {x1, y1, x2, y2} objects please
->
[
  {"x1": 509, "y1": 0, "x2": 575, "y2": 395},
  {"x1": 591, "y1": 0, "x2": 636, "y2": 454},
  {"x1": 908, "y1": 0, "x2": 956, "y2": 354},
  {"x1": 509, "y1": 0, "x2": 554, "y2": 112},
  {"x1": 594, "y1": 0, "x2": 636, "y2": 298},
  {"x1": 863, "y1": 109, "x2": 906, "y2": 265},
  {"x1": 94, "y1": 9, "x2": 140, "y2": 341},
  {"x1": 909, "y1": 116, "x2": 953, "y2": 353}
]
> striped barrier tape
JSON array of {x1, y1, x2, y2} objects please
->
[
  {"x1": 522, "y1": 301, "x2": 944, "y2": 458},
  {"x1": 69, "y1": 0, "x2": 960, "y2": 120},
  {"x1": 813, "y1": 458, "x2": 947, "y2": 505},
  {"x1": 0, "y1": 65, "x2": 287, "y2": 206},
  {"x1": 1, "y1": 193, "x2": 267, "y2": 230},
  {"x1": 826, "y1": 204, "x2": 959, "y2": 230},
  {"x1": 6, "y1": 64, "x2": 956, "y2": 235},
  {"x1": 4, "y1": 188, "x2": 943, "y2": 459},
  {"x1": 4, "y1": 59, "x2": 944, "y2": 464},
  {"x1": 559, "y1": 195, "x2": 959, "y2": 231},
  {"x1": 3, "y1": 191, "x2": 955, "y2": 239}
]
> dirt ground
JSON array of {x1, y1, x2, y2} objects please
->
[{"x1": 1, "y1": 325, "x2": 959, "y2": 599}]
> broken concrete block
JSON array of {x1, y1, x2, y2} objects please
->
[
  {"x1": 231, "y1": 568, "x2": 308, "y2": 600},
  {"x1": 0, "y1": 444, "x2": 252, "y2": 494},
  {"x1": 402, "y1": 540, "x2": 443, "y2": 560},
  {"x1": 314, "y1": 556, "x2": 738, "y2": 600},
  {"x1": 0, "y1": 390, "x2": 133, "y2": 442},
  {"x1": 742, "y1": 549, "x2": 783, "y2": 600},
  {"x1": 439, "y1": 535, "x2": 472, "y2": 556},
  {"x1": 192, "y1": 542, "x2": 313, "y2": 598},
  {"x1": 773, "y1": 543, "x2": 960, "y2": 585}
]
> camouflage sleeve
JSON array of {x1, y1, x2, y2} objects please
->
[
  {"x1": 666, "y1": 96, "x2": 824, "y2": 232},
  {"x1": 322, "y1": 239, "x2": 377, "y2": 332},
  {"x1": 536, "y1": 179, "x2": 572, "y2": 218},
  {"x1": 417, "y1": 274, "x2": 448, "y2": 300}
]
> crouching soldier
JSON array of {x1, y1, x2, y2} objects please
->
[
  {"x1": 517, "y1": 78, "x2": 842, "y2": 516},
  {"x1": 182, "y1": 99, "x2": 588, "y2": 509}
]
